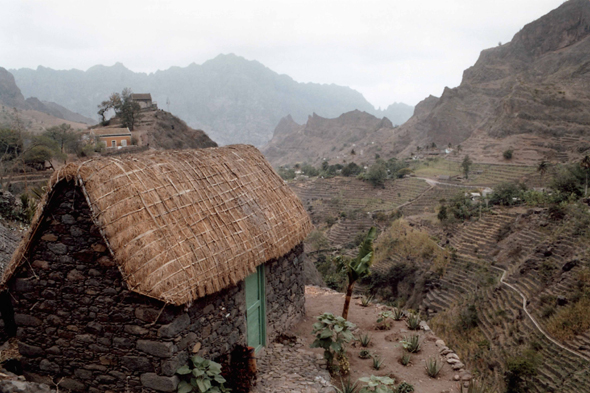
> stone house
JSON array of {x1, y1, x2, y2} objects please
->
[
  {"x1": 91, "y1": 127, "x2": 132, "y2": 149},
  {"x1": 130, "y1": 93, "x2": 154, "y2": 109},
  {"x1": 0, "y1": 145, "x2": 313, "y2": 392}
]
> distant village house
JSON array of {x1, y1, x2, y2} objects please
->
[
  {"x1": 131, "y1": 93, "x2": 155, "y2": 109},
  {"x1": 91, "y1": 127, "x2": 132, "y2": 149}
]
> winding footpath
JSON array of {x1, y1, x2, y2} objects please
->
[{"x1": 489, "y1": 265, "x2": 590, "y2": 363}]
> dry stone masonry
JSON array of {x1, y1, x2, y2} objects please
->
[{"x1": 8, "y1": 183, "x2": 306, "y2": 392}]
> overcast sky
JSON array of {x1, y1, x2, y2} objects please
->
[{"x1": 1, "y1": 0, "x2": 565, "y2": 108}]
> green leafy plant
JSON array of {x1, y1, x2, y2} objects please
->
[
  {"x1": 372, "y1": 355, "x2": 384, "y2": 370},
  {"x1": 361, "y1": 294, "x2": 374, "y2": 307},
  {"x1": 358, "y1": 375, "x2": 395, "y2": 393},
  {"x1": 396, "y1": 382, "x2": 414, "y2": 393},
  {"x1": 376, "y1": 311, "x2": 393, "y2": 330},
  {"x1": 399, "y1": 352, "x2": 411, "y2": 366},
  {"x1": 359, "y1": 333, "x2": 372, "y2": 347},
  {"x1": 335, "y1": 377, "x2": 358, "y2": 393},
  {"x1": 425, "y1": 357, "x2": 443, "y2": 378},
  {"x1": 176, "y1": 356, "x2": 230, "y2": 393},
  {"x1": 335, "y1": 227, "x2": 377, "y2": 319},
  {"x1": 311, "y1": 313, "x2": 356, "y2": 370},
  {"x1": 392, "y1": 308, "x2": 404, "y2": 321},
  {"x1": 400, "y1": 335, "x2": 421, "y2": 353},
  {"x1": 359, "y1": 349, "x2": 372, "y2": 359},
  {"x1": 466, "y1": 380, "x2": 490, "y2": 393},
  {"x1": 406, "y1": 314, "x2": 420, "y2": 330}
]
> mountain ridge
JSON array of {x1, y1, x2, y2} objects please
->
[{"x1": 9, "y1": 54, "x2": 413, "y2": 146}]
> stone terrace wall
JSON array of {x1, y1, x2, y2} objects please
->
[{"x1": 8, "y1": 182, "x2": 306, "y2": 392}]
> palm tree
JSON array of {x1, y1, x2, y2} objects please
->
[
  {"x1": 334, "y1": 227, "x2": 377, "y2": 320},
  {"x1": 581, "y1": 155, "x2": 590, "y2": 196},
  {"x1": 537, "y1": 160, "x2": 549, "y2": 190}
]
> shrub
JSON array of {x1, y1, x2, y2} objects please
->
[
  {"x1": 457, "y1": 304, "x2": 479, "y2": 332},
  {"x1": 359, "y1": 349, "x2": 372, "y2": 359},
  {"x1": 400, "y1": 335, "x2": 421, "y2": 353},
  {"x1": 425, "y1": 357, "x2": 443, "y2": 378},
  {"x1": 342, "y1": 162, "x2": 363, "y2": 177},
  {"x1": 546, "y1": 297, "x2": 590, "y2": 340},
  {"x1": 358, "y1": 376, "x2": 395, "y2": 393},
  {"x1": 176, "y1": 356, "x2": 229, "y2": 393},
  {"x1": 504, "y1": 351, "x2": 541, "y2": 393},
  {"x1": 503, "y1": 149, "x2": 513, "y2": 160},
  {"x1": 489, "y1": 182, "x2": 526, "y2": 206},
  {"x1": 277, "y1": 166, "x2": 296, "y2": 180},
  {"x1": 396, "y1": 382, "x2": 414, "y2": 393},
  {"x1": 311, "y1": 313, "x2": 356, "y2": 371},
  {"x1": 365, "y1": 160, "x2": 388, "y2": 188}
]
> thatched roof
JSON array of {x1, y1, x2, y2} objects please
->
[{"x1": 2, "y1": 145, "x2": 312, "y2": 305}]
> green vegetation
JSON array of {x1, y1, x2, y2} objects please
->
[
  {"x1": 399, "y1": 352, "x2": 411, "y2": 366},
  {"x1": 359, "y1": 333, "x2": 372, "y2": 347},
  {"x1": 503, "y1": 149, "x2": 513, "y2": 160},
  {"x1": 406, "y1": 313, "x2": 421, "y2": 330},
  {"x1": 400, "y1": 335, "x2": 421, "y2": 353},
  {"x1": 462, "y1": 155, "x2": 473, "y2": 179},
  {"x1": 334, "y1": 227, "x2": 376, "y2": 319},
  {"x1": 335, "y1": 378, "x2": 359, "y2": 393},
  {"x1": 371, "y1": 355, "x2": 384, "y2": 370},
  {"x1": 359, "y1": 349, "x2": 371, "y2": 359},
  {"x1": 425, "y1": 357, "x2": 443, "y2": 378},
  {"x1": 311, "y1": 313, "x2": 355, "y2": 372},
  {"x1": 358, "y1": 375, "x2": 395, "y2": 393},
  {"x1": 395, "y1": 382, "x2": 414, "y2": 393},
  {"x1": 97, "y1": 88, "x2": 142, "y2": 130},
  {"x1": 504, "y1": 350, "x2": 541, "y2": 393},
  {"x1": 176, "y1": 356, "x2": 229, "y2": 393}
]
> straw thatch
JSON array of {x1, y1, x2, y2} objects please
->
[
  {"x1": 0, "y1": 224, "x2": 19, "y2": 280},
  {"x1": 2, "y1": 145, "x2": 313, "y2": 305}
]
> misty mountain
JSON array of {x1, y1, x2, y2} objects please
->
[{"x1": 10, "y1": 54, "x2": 413, "y2": 146}]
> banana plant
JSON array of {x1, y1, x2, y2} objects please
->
[{"x1": 335, "y1": 227, "x2": 377, "y2": 320}]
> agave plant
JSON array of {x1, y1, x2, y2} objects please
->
[
  {"x1": 400, "y1": 335, "x2": 421, "y2": 353},
  {"x1": 406, "y1": 313, "x2": 421, "y2": 330},
  {"x1": 425, "y1": 357, "x2": 443, "y2": 378},
  {"x1": 391, "y1": 307, "x2": 404, "y2": 321},
  {"x1": 361, "y1": 294, "x2": 374, "y2": 307},
  {"x1": 335, "y1": 377, "x2": 358, "y2": 393},
  {"x1": 372, "y1": 355, "x2": 384, "y2": 370},
  {"x1": 399, "y1": 352, "x2": 411, "y2": 366},
  {"x1": 359, "y1": 333, "x2": 372, "y2": 347}
]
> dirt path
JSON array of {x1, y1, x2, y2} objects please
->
[{"x1": 490, "y1": 265, "x2": 590, "y2": 362}]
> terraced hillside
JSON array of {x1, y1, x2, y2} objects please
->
[
  {"x1": 290, "y1": 176, "x2": 430, "y2": 227},
  {"x1": 411, "y1": 158, "x2": 538, "y2": 187},
  {"x1": 425, "y1": 207, "x2": 590, "y2": 391}
]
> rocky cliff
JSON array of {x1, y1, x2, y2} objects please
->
[
  {"x1": 262, "y1": 110, "x2": 396, "y2": 167},
  {"x1": 393, "y1": 0, "x2": 590, "y2": 163}
]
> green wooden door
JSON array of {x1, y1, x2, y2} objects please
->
[{"x1": 245, "y1": 265, "x2": 266, "y2": 352}]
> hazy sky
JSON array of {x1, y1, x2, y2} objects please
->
[{"x1": 1, "y1": 0, "x2": 565, "y2": 108}]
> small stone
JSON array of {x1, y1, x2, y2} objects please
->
[
  {"x1": 67, "y1": 269, "x2": 85, "y2": 281},
  {"x1": 18, "y1": 342, "x2": 44, "y2": 357},
  {"x1": 121, "y1": 356, "x2": 154, "y2": 372},
  {"x1": 137, "y1": 340, "x2": 176, "y2": 358},
  {"x1": 40, "y1": 359, "x2": 60, "y2": 373},
  {"x1": 48, "y1": 242, "x2": 68, "y2": 255},
  {"x1": 32, "y1": 260, "x2": 50, "y2": 269},
  {"x1": 453, "y1": 374, "x2": 460, "y2": 381},
  {"x1": 140, "y1": 373, "x2": 179, "y2": 392},
  {"x1": 15, "y1": 314, "x2": 42, "y2": 327},
  {"x1": 192, "y1": 342, "x2": 201, "y2": 353},
  {"x1": 125, "y1": 325, "x2": 149, "y2": 336},
  {"x1": 158, "y1": 314, "x2": 190, "y2": 338},
  {"x1": 451, "y1": 362, "x2": 465, "y2": 370},
  {"x1": 41, "y1": 234, "x2": 58, "y2": 241},
  {"x1": 435, "y1": 339, "x2": 446, "y2": 347}
]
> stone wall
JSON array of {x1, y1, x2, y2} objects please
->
[
  {"x1": 7, "y1": 182, "x2": 306, "y2": 392},
  {"x1": 264, "y1": 243, "x2": 305, "y2": 342}
]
